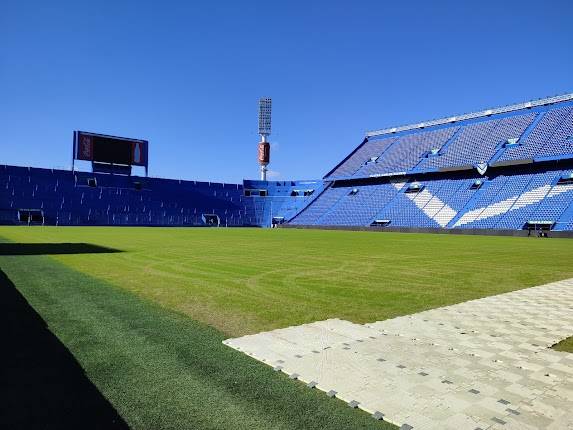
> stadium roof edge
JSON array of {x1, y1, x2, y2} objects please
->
[{"x1": 365, "y1": 93, "x2": 573, "y2": 138}]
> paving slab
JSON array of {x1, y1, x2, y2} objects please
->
[{"x1": 224, "y1": 278, "x2": 573, "y2": 429}]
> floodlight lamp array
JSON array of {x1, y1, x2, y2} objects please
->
[{"x1": 258, "y1": 98, "x2": 272, "y2": 136}]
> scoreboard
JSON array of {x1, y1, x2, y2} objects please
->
[
  {"x1": 74, "y1": 131, "x2": 148, "y2": 168},
  {"x1": 91, "y1": 136, "x2": 133, "y2": 164}
]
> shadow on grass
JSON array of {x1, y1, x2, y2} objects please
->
[
  {"x1": 0, "y1": 269, "x2": 129, "y2": 429},
  {"x1": 0, "y1": 243, "x2": 122, "y2": 255}
]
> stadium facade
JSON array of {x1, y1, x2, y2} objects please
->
[{"x1": 2, "y1": 94, "x2": 573, "y2": 232}]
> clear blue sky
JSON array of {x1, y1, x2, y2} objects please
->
[{"x1": 1, "y1": 1, "x2": 572, "y2": 183}]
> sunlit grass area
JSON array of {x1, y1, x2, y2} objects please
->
[{"x1": 2, "y1": 226, "x2": 573, "y2": 336}]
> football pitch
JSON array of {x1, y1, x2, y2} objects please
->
[{"x1": 1, "y1": 226, "x2": 572, "y2": 429}]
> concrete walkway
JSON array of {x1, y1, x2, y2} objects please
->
[{"x1": 224, "y1": 279, "x2": 573, "y2": 429}]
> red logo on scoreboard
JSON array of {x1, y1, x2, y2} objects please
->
[{"x1": 78, "y1": 134, "x2": 93, "y2": 160}]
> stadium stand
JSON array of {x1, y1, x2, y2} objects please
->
[
  {"x1": 0, "y1": 166, "x2": 322, "y2": 227},
  {"x1": 365, "y1": 127, "x2": 458, "y2": 175},
  {"x1": 328, "y1": 137, "x2": 397, "y2": 178},
  {"x1": 312, "y1": 181, "x2": 404, "y2": 226},
  {"x1": 291, "y1": 94, "x2": 573, "y2": 232},
  {"x1": 496, "y1": 106, "x2": 573, "y2": 162},
  {"x1": 0, "y1": 166, "x2": 251, "y2": 226},
  {"x1": 418, "y1": 113, "x2": 536, "y2": 170},
  {"x1": 2, "y1": 94, "x2": 573, "y2": 233},
  {"x1": 242, "y1": 179, "x2": 324, "y2": 227},
  {"x1": 288, "y1": 186, "x2": 348, "y2": 226}
]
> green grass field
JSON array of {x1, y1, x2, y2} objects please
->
[{"x1": 1, "y1": 226, "x2": 572, "y2": 429}]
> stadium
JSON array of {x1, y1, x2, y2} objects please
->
[
  {"x1": 3, "y1": 94, "x2": 573, "y2": 234},
  {"x1": 2, "y1": 2, "x2": 573, "y2": 430}
]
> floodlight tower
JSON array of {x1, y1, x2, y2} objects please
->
[{"x1": 258, "y1": 98, "x2": 272, "y2": 181}]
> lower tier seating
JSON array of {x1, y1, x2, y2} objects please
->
[
  {"x1": 290, "y1": 165, "x2": 573, "y2": 231},
  {"x1": 0, "y1": 165, "x2": 251, "y2": 226}
]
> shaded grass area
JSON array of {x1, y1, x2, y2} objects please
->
[
  {"x1": 0, "y1": 254, "x2": 393, "y2": 430},
  {"x1": 0, "y1": 268, "x2": 128, "y2": 429},
  {"x1": 552, "y1": 337, "x2": 573, "y2": 353},
  {"x1": 0, "y1": 242, "x2": 122, "y2": 255},
  {"x1": 1, "y1": 227, "x2": 572, "y2": 337}
]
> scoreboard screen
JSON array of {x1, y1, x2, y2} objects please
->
[
  {"x1": 92, "y1": 136, "x2": 133, "y2": 164},
  {"x1": 74, "y1": 131, "x2": 148, "y2": 167}
]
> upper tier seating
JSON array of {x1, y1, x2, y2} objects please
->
[
  {"x1": 329, "y1": 137, "x2": 397, "y2": 178},
  {"x1": 360, "y1": 127, "x2": 458, "y2": 176},
  {"x1": 419, "y1": 113, "x2": 536, "y2": 170},
  {"x1": 328, "y1": 101, "x2": 573, "y2": 180},
  {"x1": 497, "y1": 106, "x2": 573, "y2": 162}
]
